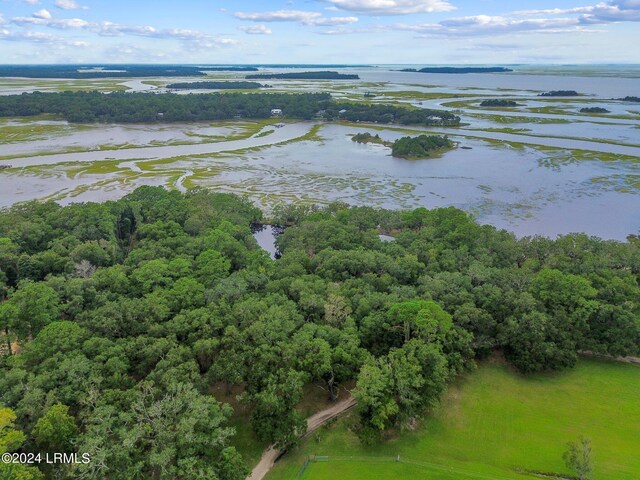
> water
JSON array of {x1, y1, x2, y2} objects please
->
[
  {"x1": 251, "y1": 224, "x2": 282, "y2": 259},
  {"x1": 1, "y1": 65, "x2": 639, "y2": 240},
  {"x1": 3, "y1": 123, "x2": 311, "y2": 167}
]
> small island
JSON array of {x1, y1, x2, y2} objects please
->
[
  {"x1": 618, "y1": 96, "x2": 640, "y2": 102},
  {"x1": 246, "y1": 71, "x2": 360, "y2": 80},
  {"x1": 352, "y1": 132, "x2": 454, "y2": 159},
  {"x1": 401, "y1": 67, "x2": 513, "y2": 74},
  {"x1": 392, "y1": 134, "x2": 453, "y2": 158},
  {"x1": 538, "y1": 90, "x2": 580, "y2": 97},
  {"x1": 580, "y1": 106, "x2": 610, "y2": 114},
  {"x1": 480, "y1": 99, "x2": 519, "y2": 107},
  {"x1": 203, "y1": 67, "x2": 259, "y2": 71},
  {"x1": 167, "y1": 81, "x2": 265, "y2": 90},
  {"x1": 352, "y1": 132, "x2": 389, "y2": 146}
]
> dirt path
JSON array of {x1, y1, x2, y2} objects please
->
[
  {"x1": 579, "y1": 351, "x2": 640, "y2": 365},
  {"x1": 247, "y1": 396, "x2": 357, "y2": 480}
]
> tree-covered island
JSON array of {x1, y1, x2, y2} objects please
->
[
  {"x1": 166, "y1": 81, "x2": 266, "y2": 90},
  {"x1": 352, "y1": 132, "x2": 455, "y2": 159},
  {"x1": 0, "y1": 91, "x2": 460, "y2": 126},
  {"x1": 538, "y1": 90, "x2": 580, "y2": 97},
  {"x1": 580, "y1": 107, "x2": 610, "y2": 113},
  {"x1": 391, "y1": 134, "x2": 454, "y2": 159},
  {"x1": 480, "y1": 99, "x2": 519, "y2": 107},
  {"x1": 246, "y1": 71, "x2": 360, "y2": 80},
  {"x1": 400, "y1": 67, "x2": 513, "y2": 74},
  {"x1": 351, "y1": 132, "x2": 388, "y2": 146}
]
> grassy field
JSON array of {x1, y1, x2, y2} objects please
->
[{"x1": 266, "y1": 358, "x2": 640, "y2": 480}]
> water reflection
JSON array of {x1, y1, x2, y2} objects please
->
[{"x1": 251, "y1": 224, "x2": 284, "y2": 259}]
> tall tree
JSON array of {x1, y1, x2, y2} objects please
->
[{"x1": 563, "y1": 436, "x2": 593, "y2": 480}]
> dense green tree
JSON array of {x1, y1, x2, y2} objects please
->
[
  {"x1": 32, "y1": 403, "x2": 78, "y2": 453},
  {"x1": 354, "y1": 339, "x2": 448, "y2": 437},
  {"x1": 75, "y1": 382, "x2": 246, "y2": 480},
  {"x1": 1, "y1": 280, "x2": 59, "y2": 341},
  {"x1": 249, "y1": 369, "x2": 308, "y2": 448},
  {"x1": 353, "y1": 357, "x2": 397, "y2": 441},
  {"x1": 386, "y1": 300, "x2": 452, "y2": 344},
  {"x1": 563, "y1": 436, "x2": 593, "y2": 480},
  {"x1": 0, "y1": 407, "x2": 43, "y2": 480}
]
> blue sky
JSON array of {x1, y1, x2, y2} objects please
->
[{"x1": 0, "y1": 0, "x2": 638, "y2": 63}]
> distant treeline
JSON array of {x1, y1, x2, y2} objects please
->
[
  {"x1": 203, "y1": 67, "x2": 259, "y2": 71},
  {"x1": 401, "y1": 67, "x2": 513, "y2": 74},
  {"x1": 0, "y1": 65, "x2": 208, "y2": 79},
  {"x1": 0, "y1": 91, "x2": 460, "y2": 126},
  {"x1": 538, "y1": 90, "x2": 579, "y2": 97},
  {"x1": 245, "y1": 64, "x2": 368, "y2": 68},
  {"x1": 167, "y1": 81, "x2": 265, "y2": 90},
  {"x1": 0, "y1": 91, "x2": 330, "y2": 122},
  {"x1": 246, "y1": 71, "x2": 360, "y2": 80},
  {"x1": 330, "y1": 102, "x2": 461, "y2": 126},
  {"x1": 618, "y1": 96, "x2": 640, "y2": 102},
  {"x1": 480, "y1": 99, "x2": 518, "y2": 107}
]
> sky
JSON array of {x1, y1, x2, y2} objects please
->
[{"x1": 0, "y1": 0, "x2": 639, "y2": 64}]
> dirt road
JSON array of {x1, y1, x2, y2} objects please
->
[{"x1": 247, "y1": 396, "x2": 357, "y2": 480}]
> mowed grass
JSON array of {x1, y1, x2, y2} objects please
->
[{"x1": 266, "y1": 358, "x2": 640, "y2": 480}]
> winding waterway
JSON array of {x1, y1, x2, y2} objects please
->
[{"x1": 1, "y1": 65, "x2": 639, "y2": 239}]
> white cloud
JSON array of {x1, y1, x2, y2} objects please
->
[
  {"x1": 514, "y1": 1, "x2": 640, "y2": 23},
  {"x1": 440, "y1": 14, "x2": 579, "y2": 30},
  {"x1": 579, "y1": 1, "x2": 640, "y2": 22},
  {"x1": 328, "y1": 0, "x2": 640, "y2": 38},
  {"x1": 22, "y1": 0, "x2": 41, "y2": 5},
  {"x1": 0, "y1": 28, "x2": 88, "y2": 47},
  {"x1": 54, "y1": 0, "x2": 88, "y2": 10},
  {"x1": 33, "y1": 9, "x2": 52, "y2": 20},
  {"x1": 9, "y1": 14, "x2": 237, "y2": 49},
  {"x1": 322, "y1": 0, "x2": 456, "y2": 15},
  {"x1": 14, "y1": 16, "x2": 90, "y2": 28},
  {"x1": 513, "y1": 7, "x2": 596, "y2": 16},
  {"x1": 394, "y1": 15, "x2": 596, "y2": 36},
  {"x1": 234, "y1": 10, "x2": 358, "y2": 26},
  {"x1": 103, "y1": 44, "x2": 171, "y2": 61},
  {"x1": 239, "y1": 24, "x2": 272, "y2": 35}
]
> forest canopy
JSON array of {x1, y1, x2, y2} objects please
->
[
  {"x1": 0, "y1": 91, "x2": 460, "y2": 126},
  {"x1": 0, "y1": 187, "x2": 638, "y2": 478},
  {"x1": 246, "y1": 71, "x2": 359, "y2": 80},
  {"x1": 401, "y1": 67, "x2": 513, "y2": 74},
  {"x1": 391, "y1": 135, "x2": 453, "y2": 158},
  {"x1": 480, "y1": 99, "x2": 518, "y2": 107},
  {"x1": 538, "y1": 90, "x2": 580, "y2": 97},
  {"x1": 0, "y1": 65, "x2": 209, "y2": 78},
  {"x1": 166, "y1": 81, "x2": 265, "y2": 90}
]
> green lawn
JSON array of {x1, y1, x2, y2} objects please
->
[{"x1": 266, "y1": 358, "x2": 640, "y2": 480}]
